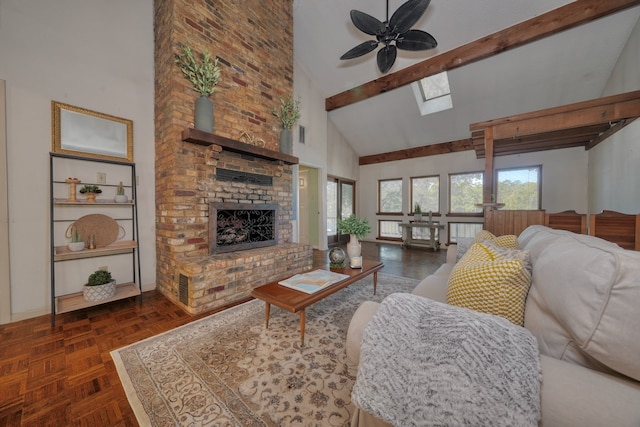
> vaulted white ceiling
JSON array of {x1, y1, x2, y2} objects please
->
[{"x1": 293, "y1": 1, "x2": 640, "y2": 157}]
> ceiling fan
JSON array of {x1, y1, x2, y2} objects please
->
[{"x1": 340, "y1": 0, "x2": 437, "y2": 74}]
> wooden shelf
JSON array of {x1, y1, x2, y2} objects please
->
[
  {"x1": 182, "y1": 128, "x2": 299, "y2": 165},
  {"x1": 55, "y1": 282, "x2": 140, "y2": 314},
  {"x1": 54, "y1": 240, "x2": 137, "y2": 261},
  {"x1": 53, "y1": 198, "x2": 135, "y2": 206}
]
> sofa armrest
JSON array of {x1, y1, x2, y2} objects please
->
[
  {"x1": 346, "y1": 301, "x2": 380, "y2": 365},
  {"x1": 540, "y1": 355, "x2": 640, "y2": 427},
  {"x1": 446, "y1": 243, "x2": 457, "y2": 264}
]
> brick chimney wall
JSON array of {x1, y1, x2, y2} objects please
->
[{"x1": 153, "y1": 0, "x2": 311, "y2": 314}]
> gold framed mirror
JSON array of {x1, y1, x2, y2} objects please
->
[{"x1": 51, "y1": 101, "x2": 133, "y2": 162}]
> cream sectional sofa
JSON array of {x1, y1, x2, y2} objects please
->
[{"x1": 346, "y1": 225, "x2": 640, "y2": 426}]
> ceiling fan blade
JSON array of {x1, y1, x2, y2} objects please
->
[
  {"x1": 350, "y1": 10, "x2": 385, "y2": 36},
  {"x1": 377, "y1": 45, "x2": 397, "y2": 74},
  {"x1": 396, "y1": 30, "x2": 437, "y2": 51},
  {"x1": 389, "y1": 0, "x2": 430, "y2": 34},
  {"x1": 340, "y1": 40, "x2": 380, "y2": 60}
]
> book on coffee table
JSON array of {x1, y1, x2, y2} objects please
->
[{"x1": 278, "y1": 269, "x2": 350, "y2": 294}]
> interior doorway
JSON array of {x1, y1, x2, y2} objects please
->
[
  {"x1": 298, "y1": 165, "x2": 320, "y2": 248},
  {"x1": 0, "y1": 80, "x2": 11, "y2": 324},
  {"x1": 327, "y1": 176, "x2": 355, "y2": 245}
]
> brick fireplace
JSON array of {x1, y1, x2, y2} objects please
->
[{"x1": 153, "y1": 0, "x2": 312, "y2": 314}]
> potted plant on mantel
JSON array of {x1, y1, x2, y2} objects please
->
[
  {"x1": 83, "y1": 269, "x2": 116, "y2": 302},
  {"x1": 272, "y1": 96, "x2": 301, "y2": 155},
  {"x1": 79, "y1": 184, "x2": 102, "y2": 202},
  {"x1": 337, "y1": 214, "x2": 371, "y2": 259},
  {"x1": 175, "y1": 45, "x2": 221, "y2": 133}
]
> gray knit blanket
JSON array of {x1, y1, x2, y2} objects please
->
[{"x1": 351, "y1": 293, "x2": 541, "y2": 427}]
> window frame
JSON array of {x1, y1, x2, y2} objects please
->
[
  {"x1": 448, "y1": 170, "x2": 484, "y2": 217},
  {"x1": 447, "y1": 221, "x2": 484, "y2": 245},
  {"x1": 377, "y1": 178, "x2": 404, "y2": 215},
  {"x1": 494, "y1": 165, "x2": 542, "y2": 210},
  {"x1": 410, "y1": 174, "x2": 440, "y2": 215},
  {"x1": 377, "y1": 219, "x2": 403, "y2": 241}
]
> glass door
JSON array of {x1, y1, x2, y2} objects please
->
[{"x1": 327, "y1": 177, "x2": 355, "y2": 245}]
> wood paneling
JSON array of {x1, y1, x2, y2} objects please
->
[
  {"x1": 484, "y1": 210, "x2": 546, "y2": 236},
  {"x1": 326, "y1": 0, "x2": 640, "y2": 112},
  {"x1": 589, "y1": 210, "x2": 640, "y2": 250},
  {"x1": 545, "y1": 211, "x2": 587, "y2": 234}
]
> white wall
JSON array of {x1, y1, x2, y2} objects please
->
[
  {"x1": 294, "y1": 62, "x2": 359, "y2": 249},
  {"x1": 359, "y1": 147, "x2": 588, "y2": 243},
  {"x1": 0, "y1": 0, "x2": 155, "y2": 321},
  {"x1": 589, "y1": 16, "x2": 640, "y2": 214}
]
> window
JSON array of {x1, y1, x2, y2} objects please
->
[
  {"x1": 448, "y1": 222, "x2": 483, "y2": 244},
  {"x1": 411, "y1": 71, "x2": 453, "y2": 116},
  {"x1": 378, "y1": 178, "x2": 403, "y2": 214},
  {"x1": 449, "y1": 171, "x2": 483, "y2": 214},
  {"x1": 496, "y1": 166, "x2": 541, "y2": 210},
  {"x1": 411, "y1": 175, "x2": 439, "y2": 213},
  {"x1": 378, "y1": 220, "x2": 402, "y2": 240}
]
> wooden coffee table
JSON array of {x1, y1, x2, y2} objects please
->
[{"x1": 251, "y1": 259, "x2": 384, "y2": 346}]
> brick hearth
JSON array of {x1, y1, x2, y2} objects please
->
[{"x1": 153, "y1": 0, "x2": 311, "y2": 314}]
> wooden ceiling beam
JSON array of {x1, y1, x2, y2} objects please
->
[
  {"x1": 490, "y1": 98, "x2": 640, "y2": 140},
  {"x1": 586, "y1": 117, "x2": 637, "y2": 150},
  {"x1": 358, "y1": 139, "x2": 473, "y2": 166},
  {"x1": 326, "y1": 0, "x2": 640, "y2": 112},
  {"x1": 470, "y1": 90, "x2": 640, "y2": 130}
]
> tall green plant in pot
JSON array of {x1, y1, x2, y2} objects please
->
[
  {"x1": 337, "y1": 214, "x2": 371, "y2": 259},
  {"x1": 272, "y1": 97, "x2": 300, "y2": 155},
  {"x1": 175, "y1": 45, "x2": 221, "y2": 133}
]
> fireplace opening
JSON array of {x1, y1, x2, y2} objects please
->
[{"x1": 209, "y1": 203, "x2": 278, "y2": 254}]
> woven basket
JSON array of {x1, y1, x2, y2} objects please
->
[
  {"x1": 83, "y1": 280, "x2": 116, "y2": 302},
  {"x1": 66, "y1": 214, "x2": 124, "y2": 248}
]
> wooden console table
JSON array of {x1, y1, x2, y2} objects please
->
[{"x1": 399, "y1": 222, "x2": 445, "y2": 251}]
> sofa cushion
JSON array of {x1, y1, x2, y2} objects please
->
[
  {"x1": 520, "y1": 225, "x2": 640, "y2": 382},
  {"x1": 446, "y1": 243, "x2": 532, "y2": 325}
]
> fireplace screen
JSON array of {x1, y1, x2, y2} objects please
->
[{"x1": 209, "y1": 203, "x2": 278, "y2": 254}]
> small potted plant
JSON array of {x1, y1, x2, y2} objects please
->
[
  {"x1": 83, "y1": 269, "x2": 116, "y2": 302},
  {"x1": 272, "y1": 96, "x2": 301, "y2": 155},
  {"x1": 175, "y1": 45, "x2": 221, "y2": 133},
  {"x1": 337, "y1": 214, "x2": 371, "y2": 259},
  {"x1": 67, "y1": 225, "x2": 85, "y2": 252},
  {"x1": 79, "y1": 184, "x2": 102, "y2": 202},
  {"x1": 414, "y1": 203, "x2": 423, "y2": 222},
  {"x1": 114, "y1": 181, "x2": 128, "y2": 203}
]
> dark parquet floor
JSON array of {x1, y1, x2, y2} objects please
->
[{"x1": 0, "y1": 242, "x2": 445, "y2": 426}]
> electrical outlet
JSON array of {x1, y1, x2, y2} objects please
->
[
  {"x1": 98, "y1": 266, "x2": 108, "y2": 271},
  {"x1": 97, "y1": 172, "x2": 106, "y2": 184}
]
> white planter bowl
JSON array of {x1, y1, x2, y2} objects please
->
[
  {"x1": 83, "y1": 280, "x2": 116, "y2": 302},
  {"x1": 114, "y1": 194, "x2": 128, "y2": 203},
  {"x1": 68, "y1": 241, "x2": 85, "y2": 252}
]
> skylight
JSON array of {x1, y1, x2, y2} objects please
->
[{"x1": 411, "y1": 71, "x2": 453, "y2": 116}]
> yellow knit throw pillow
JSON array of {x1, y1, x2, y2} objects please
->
[
  {"x1": 447, "y1": 244, "x2": 532, "y2": 325},
  {"x1": 475, "y1": 230, "x2": 520, "y2": 250}
]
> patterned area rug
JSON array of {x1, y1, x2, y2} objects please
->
[{"x1": 111, "y1": 273, "x2": 419, "y2": 427}]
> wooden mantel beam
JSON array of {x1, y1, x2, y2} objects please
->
[{"x1": 325, "y1": 0, "x2": 640, "y2": 112}]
